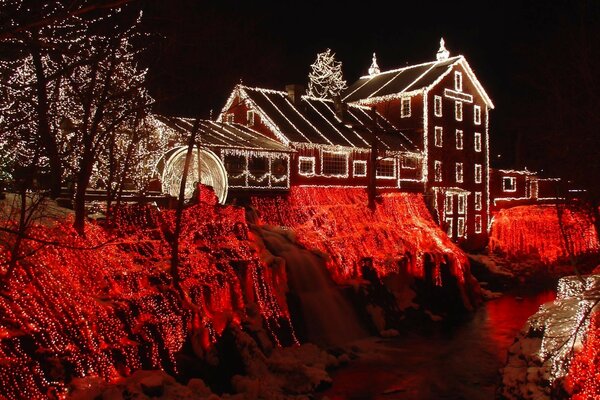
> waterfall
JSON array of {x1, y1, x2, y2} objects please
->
[{"x1": 254, "y1": 225, "x2": 369, "y2": 347}]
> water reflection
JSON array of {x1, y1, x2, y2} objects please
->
[{"x1": 321, "y1": 290, "x2": 555, "y2": 400}]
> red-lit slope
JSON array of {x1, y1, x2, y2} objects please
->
[
  {"x1": 489, "y1": 205, "x2": 599, "y2": 263},
  {"x1": 252, "y1": 187, "x2": 477, "y2": 307},
  {"x1": 0, "y1": 193, "x2": 293, "y2": 399}
]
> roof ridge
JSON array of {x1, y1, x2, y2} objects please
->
[{"x1": 359, "y1": 55, "x2": 463, "y2": 79}]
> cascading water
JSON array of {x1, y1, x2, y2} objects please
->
[{"x1": 253, "y1": 224, "x2": 369, "y2": 347}]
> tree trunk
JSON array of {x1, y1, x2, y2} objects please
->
[
  {"x1": 73, "y1": 150, "x2": 95, "y2": 236},
  {"x1": 368, "y1": 107, "x2": 378, "y2": 211},
  {"x1": 30, "y1": 31, "x2": 62, "y2": 198}
]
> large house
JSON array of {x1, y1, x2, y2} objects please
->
[{"x1": 152, "y1": 39, "x2": 560, "y2": 251}]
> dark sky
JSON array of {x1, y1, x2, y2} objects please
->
[{"x1": 140, "y1": 1, "x2": 582, "y2": 169}]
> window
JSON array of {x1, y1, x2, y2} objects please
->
[
  {"x1": 457, "y1": 217, "x2": 465, "y2": 237},
  {"x1": 434, "y1": 95, "x2": 442, "y2": 117},
  {"x1": 247, "y1": 110, "x2": 255, "y2": 126},
  {"x1": 401, "y1": 155, "x2": 418, "y2": 169},
  {"x1": 474, "y1": 132, "x2": 482, "y2": 152},
  {"x1": 226, "y1": 113, "x2": 235, "y2": 124},
  {"x1": 353, "y1": 160, "x2": 367, "y2": 177},
  {"x1": 434, "y1": 126, "x2": 443, "y2": 147},
  {"x1": 474, "y1": 105, "x2": 481, "y2": 125},
  {"x1": 455, "y1": 129, "x2": 463, "y2": 150},
  {"x1": 455, "y1": 162, "x2": 463, "y2": 183},
  {"x1": 455, "y1": 71, "x2": 463, "y2": 91},
  {"x1": 376, "y1": 158, "x2": 396, "y2": 179},
  {"x1": 298, "y1": 156, "x2": 315, "y2": 176},
  {"x1": 503, "y1": 176, "x2": 517, "y2": 192},
  {"x1": 455, "y1": 101, "x2": 463, "y2": 121},
  {"x1": 475, "y1": 215, "x2": 482, "y2": 234},
  {"x1": 474, "y1": 192, "x2": 482, "y2": 211},
  {"x1": 322, "y1": 151, "x2": 348, "y2": 177},
  {"x1": 401, "y1": 97, "x2": 411, "y2": 118},
  {"x1": 475, "y1": 164, "x2": 482, "y2": 184},
  {"x1": 445, "y1": 194, "x2": 453, "y2": 214},
  {"x1": 445, "y1": 217, "x2": 453, "y2": 237},
  {"x1": 457, "y1": 194, "x2": 466, "y2": 214},
  {"x1": 434, "y1": 160, "x2": 442, "y2": 182},
  {"x1": 224, "y1": 154, "x2": 246, "y2": 175}
]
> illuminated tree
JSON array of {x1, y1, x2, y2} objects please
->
[{"x1": 307, "y1": 48, "x2": 347, "y2": 99}]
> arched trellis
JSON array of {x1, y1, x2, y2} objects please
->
[{"x1": 154, "y1": 146, "x2": 228, "y2": 204}]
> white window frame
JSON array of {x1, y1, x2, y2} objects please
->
[
  {"x1": 401, "y1": 97, "x2": 411, "y2": 118},
  {"x1": 474, "y1": 105, "x2": 481, "y2": 125},
  {"x1": 445, "y1": 194, "x2": 453, "y2": 215},
  {"x1": 376, "y1": 158, "x2": 397, "y2": 179},
  {"x1": 321, "y1": 151, "x2": 349, "y2": 177},
  {"x1": 434, "y1": 95, "x2": 442, "y2": 117},
  {"x1": 434, "y1": 126, "x2": 443, "y2": 147},
  {"x1": 455, "y1": 129, "x2": 463, "y2": 150},
  {"x1": 434, "y1": 160, "x2": 442, "y2": 182},
  {"x1": 474, "y1": 164, "x2": 482, "y2": 184},
  {"x1": 503, "y1": 176, "x2": 517, "y2": 192},
  {"x1": 457, "y1": 194, "x2": 466, "y2": 214},
  {"x1": 455, "y1": 101, "x2": 463, "y2": 121},
  {"x1": 298, "y1": 156, "x2": 316, "y2": 176},
  {"x1": 455, "y1": 162, "x2": 463, "y2": 183},
  {"x1": 474, "y1": 132, "x2": 482, "y2": 152},
  {"x1": 353, "y1": 160, "x2": 367, "y2": 177},
  {"x1": 474, "y1": 191, "x2": 482, "y2": 211},
  {"x1": 226, "y1": 113, "x2": 235, "y2": 124},
  {"x1": 457, "y1": 217, "x2": 465, "y2": 237},
  {"x1": 455, "y1": 71, "x2": 463, "y2": 91},
  {"x1": 475, "y1": 215, "x2": 482, "y2": 234},
  {"x1": 445, "y1": 217, "x2": 453, "y2": 237},
  {"x1": 247, "y1": 110, "x2": 255, "y2": 126}
]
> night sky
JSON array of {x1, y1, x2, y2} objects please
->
[{"x1": 140, "y1": 1, "x2": 586, "y2": 170}]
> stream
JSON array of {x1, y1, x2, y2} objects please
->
[{"x1": 321, "y1": 290, "x2": 556, "y2": 400}]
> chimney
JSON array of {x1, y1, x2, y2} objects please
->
[{"x1": 285, "y1": 84, "x2": 305, "y2": 106}]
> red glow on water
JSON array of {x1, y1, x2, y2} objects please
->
[
  {"x1": 566, "y1": 311, "x2": 600, "y2": 399},
  {"x1": 489, "y1": 205, "x2": 599, "y2": 264},
  {"x1": 0, "y1": 192, "x2": 293, "y2": 399},
  {"x1": 252, "y1": 187, "x2": 476, "y2": 302}
]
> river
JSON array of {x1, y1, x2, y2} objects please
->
[{"x1": 320, "y1": 290, "x2": 556, "y2": 400}]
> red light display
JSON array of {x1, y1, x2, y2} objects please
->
[{"x1": 565, "y1": 311, "x2": 600, "y2": 399}]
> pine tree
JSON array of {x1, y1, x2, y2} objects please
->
[{"x1": 307, "y1": 49, "x2": 347, "y2": 99}]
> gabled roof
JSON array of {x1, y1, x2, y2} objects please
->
[
  {"x1": 155, "y1": 115, "x2": 291, "y2": 152},
  {"x1": 344, "y1": 55, "x2": 494, "y2": 109},
  {"x1": 219, "y1": 85, "x2": 418, "y2": 152}
]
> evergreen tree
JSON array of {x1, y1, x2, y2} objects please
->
[{"x1": 307, "y1": 49, "x2": 347, "y2": 99}]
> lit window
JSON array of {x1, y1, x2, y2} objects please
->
[
  {"x1": 434, "y1": 160, "x2": 442, "y2": 182},
  {"x1": 455, "y1": 71, "x2": 463, "y2": 91},
  {"x1": 457, "y1": 194, "x2": 466, "y2": 214},
  {"x1": 445, "y1": 194, "x2": 453, "y2": 214},
  {"x1": 474, "y1": 105, "x2": 481, "y2": 125},
  {"x1": 455, "y1": 101, "x2": 463, "y2": 121},
  {"x1": 434, "y1": 95, "x2": 442, "y2": 117},
  {"x1": 456, "y1": 129, "x2": 463, "y2": 150},
  {"x1": 475, "y1": 164, "x2": 482, "y2": 184},
  {"x1": 435, "y1": 126, "x2": 443, "y2": 147},
  {"x1": 474, "y1": 192, "x2": 482, "y2": 211},
  {"x1": 455, "y1": 162, "x2": 463, "y2": 183},
  {"x1": 376, "y1": 158, "x2": 396, "y2": 179},
  {"x1": 322, "y1": 151, "x2": 348, "y2": 177},
  {"x1": 401, "y1": 155, "x2": 418, "y2": 169},
  {"x1": 298, "y1": 156, "x2": 315, "y2": 176},
  {"x1": 457, "y1": 217, "x2": 465, "y2": 237},
  {"x1": 401, "y1": 97, "x2": 411, "y2": 118},
  {"x1": 503, "y1": 176, "x2": 516, "y2": 192},
  {"x1": 475, "y1": 215, "x2": 482, "y2": 233},
  {"x1": 445, "y1": 217, "x2": 453, "y2": 237},
  {"x1": 474, "y1": 132, "x2": 482, "y2": 152},
  {"x1": 247, "y1": 110, "x2": 255, "y2": 126},
  {"x1": 353, "y1": 160, "x2": 367, "y2": 177},
  {"x1": 226, "y1": 113, "x2": 235, "y2": 124}
]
